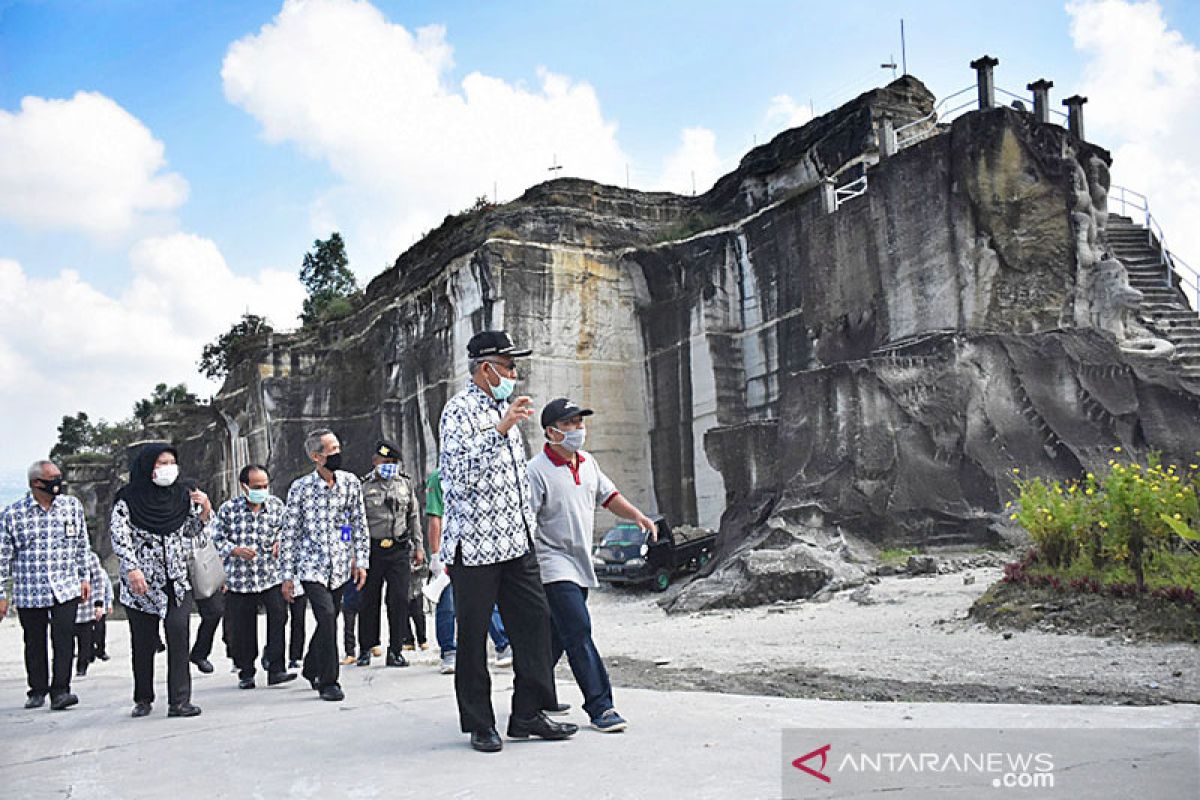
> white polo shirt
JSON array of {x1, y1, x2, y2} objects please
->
[{"x1": 527, "y1": 445, "x2": 619, "y2": 588}]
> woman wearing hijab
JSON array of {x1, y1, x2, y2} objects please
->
[{"x1": 110, "y1": 443, "x2": 213, "y2": 718}]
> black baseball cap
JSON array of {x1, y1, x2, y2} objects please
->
[
  {"x1": 540, "y1": 397, "x2": 594, "y2": 429},
  {"x1": 467, "y1": 329, "x2": 532, "y2": 359},
  {"x1": 374, "y1": 440, "x2": 400, "y2": 460}
]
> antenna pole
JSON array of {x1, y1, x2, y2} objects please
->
[{"x1": 901, "y1": 19, "x2": 907, "y2": 75}]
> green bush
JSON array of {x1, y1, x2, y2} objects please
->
[{"x1": 1008, "y1": 450, "x2": 1200, "y2": 593}]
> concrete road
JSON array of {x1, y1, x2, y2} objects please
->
[{"x1": 1, "y1": 620, "x2": 1197, "y2": 799}]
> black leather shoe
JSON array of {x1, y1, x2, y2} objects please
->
[
  {"x1": 546, "y1": 702, "x2": 571, "y2": 716},
  {"x1": 167, "y1": 703, "x2": 202, "y2": 717},
  {"x1": 50, "y1": 693, "x2": 79, "y2": 711},
  {"x1": 319, "y1": 684, "x2": 345, "y2": 702},
  {"x1": 507, "y1": 711, "x2": 578, "y2": 740},
  {"x1": 131, "y1": 701, "x2": 152, "y2": 718},
  {"x1": 238, "y1": 678, "x2": 256, "y2": 690},
  {"x1": 386, "y1": 651, "x2": 408, "y2": 667},
  {"x1": 268, "y1": 671, "x2": 298, "y2": 686},
  {"x1": 287, "y1": 659, "x2": 300, "y2": 670},
  {"x1": 471, "y1": 727, "x2": 503, "y2": 752},
  {"x1": 190, "y1": 657, "x2": 214, "y2": 674},
  {"x1": 96, "y1": 652, "x2": 110, "y2": 661},
  {"x1": 24, "y1": 694, "x2": 46, "y2": 709},
  {"x1": 355, "y1": 652, "x2": 371, "y2": 667},
  {"x1": 75, "y1": 666, "x2": 87, "y2": 677}
]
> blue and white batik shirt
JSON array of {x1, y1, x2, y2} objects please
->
[
  {"x1": 0, "y1": 492, "x2": 88, "y2": 608},
  {"x1": 439, "y1": 381, "x2": 535, "y2": 566},
  {"x1": 211, "y1": 495, "x2": 288, "y2": 594},
  {"x1": 281, "y1": 470, "x2": 369, "y2": 589}
]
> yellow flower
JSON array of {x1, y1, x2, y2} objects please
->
[
  {"x1": 1012, "y1": 468, "x2": 1021, "y2": 475},
  {"x1": 1177, "y1": 494, "x2": 1185, "y2": 501},
  {"x1": 1054, "y1": 487, "x2": 1063, "y2": 495},
  {"x1": 1099, "y1": 521, "x2": 1108, "y2": 529},
  {"x1": 1009, "y1": 513, "x2": 1018, "y2": 521},
  {"x1": 1190, "y1": 464, "x2": 1198, "y2": 470},
  {"x1": 1086, "y1": 473, "x2": 1095, "y2": 480},
  {"x1": 1133, "y1": 507, "x2": 1140, "y2": 515},
  {"x1": 1005, "y1": 501, "x2": 1012, "y2": 508},
  {"x1": 1085, "y1": 488, "x2": 1095, "y2": 496},
  {"x1": 1173, "y1": 513, "x2": 1183, "y2": 520},
  {"x1": 1068, "y1": 485, "x2": 1077, "y2": 494},
  {"x1": 1114, "y1": 446, "x2": 1123, "y2": 453}
]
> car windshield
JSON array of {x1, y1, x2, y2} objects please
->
[{"x1": 601, "y1": 525, "x2": 647, "y2": 547}]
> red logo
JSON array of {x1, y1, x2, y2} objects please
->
[{"x1": 792, "y1": 744, "x2": 832, "y2": 783}]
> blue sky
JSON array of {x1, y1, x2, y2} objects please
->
[{"x1": 0, "y1": 0, "x2": 1198, "y2": 498}]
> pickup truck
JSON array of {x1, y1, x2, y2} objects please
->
[{"x1": 592, "y1": 516, "x2": 716, "y2": 591}]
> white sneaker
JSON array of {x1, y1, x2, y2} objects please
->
[
  {"x1": 494, "y1": 645, "x2": 513, "y2": 667},
  {"x1": 440, "y1": 652, "x2": 456, "y2": 674}
]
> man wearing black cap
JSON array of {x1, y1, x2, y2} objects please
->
[
  {"x1": 357, "y1": 439, "x2": 424, "y2": 667},
  {"x1": 528, "y1": 399, "x2": 657, "y2": 734},
  {"x1": 439, "y1": 329, "x2": 576, "y2": 752}
]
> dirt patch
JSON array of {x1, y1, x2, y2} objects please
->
[
  {"x1": 969, "y1": 581, "x2": 1200, "y2": 643},
  {"x1": 598, "y1": 657, "x2": 1178, "y2": 706}
]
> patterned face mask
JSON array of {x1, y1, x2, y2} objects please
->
[{"x1": 377, "y1": 462, "x2": 399, "y2": 480}]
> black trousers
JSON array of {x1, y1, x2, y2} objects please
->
[
  {"x1": 17, "y1": 599, "x2": 79, "y2": 699},
  {"x1": 288, "y1": 594, "x2": 308, "y2": 662},
  {"x1": 226, "y1": 587, "x2": 288, "y2": 680},
  {"x1": 74, "y1": 621, "x2": 94, "y2": 671},
  {"x1": 301, "y1": 581, "x2": 345, "y2": 690},
  {"x1": 127, "y1": 586, "x2": 193, "y2": 706},
  {"x1": 342, "y1": 608, "x2": 358, "y2": 657},
  {"x1": 402, "y1": 594, "x2": 427, "y2": 646},
  {"x1": 191, "y1": 591, "x2": 226, "y2": 661},
  {"x1": 358, "y1": 542, "x2": 410, "y2": 655},
  {"x1": 93, "y1": 615, "x2": 107, "y2": 657},
  {"x1": 449, "y1": 550, "x2": 558, "y2": 733}
]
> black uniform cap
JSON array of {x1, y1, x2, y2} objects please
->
[{"x1": 467, "y1": 329, "x2": 532, "y2": 359}]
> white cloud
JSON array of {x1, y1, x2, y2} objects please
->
[
  {"x1": 0, "y1": 91, "x2": 188, "y2": 236},
  {"x1": 1068, "y1": 0, "x2": 1200, "y2": 271},
  {"x1": 0, "y1": 239, "x2": 304, "y2": 471},
  {"x1": 765, "y1": 94, "x2": 815, "y2": 130},
  {"x1": 658, "y1": 127, "x2": 724, "y2": 196},
  {"x1": 221, "y1": 0, "x2": 630, "y2": 274}
]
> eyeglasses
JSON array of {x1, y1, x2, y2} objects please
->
[{"x1": 485, "y1": 359, "x2": 518, "y2": 376}]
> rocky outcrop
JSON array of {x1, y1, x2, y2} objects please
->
[{"x1": 92, "y1": 74, "x2": 1200, "y2": 610}]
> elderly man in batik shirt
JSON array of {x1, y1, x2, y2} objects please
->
[
  {"x1": 281, "y1": 428, "x2": 369, "y2": 702},
  {"x1": 439, "y1": 329, "x2": 575, "y2": 753},
  {"x1": 0, "y1": 459, "x2": 90, "y2": 710}
]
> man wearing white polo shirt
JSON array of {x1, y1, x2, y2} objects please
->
[{"x1": 527, "y1": 398, "x2": 657, "y2": 733}]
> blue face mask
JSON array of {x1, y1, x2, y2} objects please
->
[
  {"x1": 377, "y1": 462, "x2": 399, "y2": 480},
  {"x1": 246, "y1": 488, "x2": 270, "y2": 505},
  {"x1": 487, "y1": 363, "x2": 516, "y2": 401},
  {"x1": 553, "y1": 427, "x2": 586, "y2": 452}
]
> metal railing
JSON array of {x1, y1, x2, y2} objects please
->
[
  {"x1": 897, "y1": 84, "x2": 1070, "y2": 152},
  {"x1": 834, "y1": 175, "x2": 869, "y2": 209},
  {"x1": 1109, "y1": 184, "x2": 1200, "y2": 312}
]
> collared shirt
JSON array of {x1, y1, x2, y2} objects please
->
[
  {"x1": 211, "y1": 495, "x2": 287, "y2": 594},
  {"x1": 361, "y1": 470, "x2": 422, "y2": 548},
  {"x1": 76, "y1": 551, "x2": 112, "y2": 624},
  {"x1": 439, "y1": 381, "x2": 535, "y2": 566},
  {"x1": 0, "y1": 492, "x2": 88, "y2": 608},
  {"x1": 281, "y1": 470, "x2": 370, "y2": 589},
  {"x1": 528, "y1": 445, "x2": 619, "y2": 588},
  {"x1": 109, "y1": 499, "x2": 206, "y2": 619}
]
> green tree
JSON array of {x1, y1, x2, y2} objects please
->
[
  {"x1": 300, "y1": 232, "x2": 360, "y2": 325},
  {"x1": 50, "y1": 412, "x2": 94, "y2": 460},
  {"x1": 134, "y1": 382, "x2": 200, "y2": 423},
  {"x1": 198, "y1": 313, "x2": 274, "y2": 379}
]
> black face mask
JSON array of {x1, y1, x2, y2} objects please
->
[
  {"x1": 322, "y1": 452, "x2": 343, "y2": 472},
  {"x1": 35, "y1": 477, "x2": 64, "y2": 496}
]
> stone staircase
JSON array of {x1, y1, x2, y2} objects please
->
[{"x1": 1106, "y1": 214, "x2": 1200, "y2": 381}]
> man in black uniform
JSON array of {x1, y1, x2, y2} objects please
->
[{"x1": 357, "y1": 440, "x2": 424, "y2": 667}]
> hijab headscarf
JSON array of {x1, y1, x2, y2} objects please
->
[{"x1": 116, "y1": 442, "x2": 192, "y2": 535}]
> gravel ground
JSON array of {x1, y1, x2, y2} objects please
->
[{"x1": 585, "y1": 568, "x2": 1200, "y2": 705}]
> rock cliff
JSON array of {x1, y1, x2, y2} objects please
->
[{"x1": 79, "y1": 75, "x2": 1200, "y2": 610}]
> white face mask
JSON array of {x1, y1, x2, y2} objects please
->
[{"x1": 152, "y1": 463, "x2": 180, "y2": 487}]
